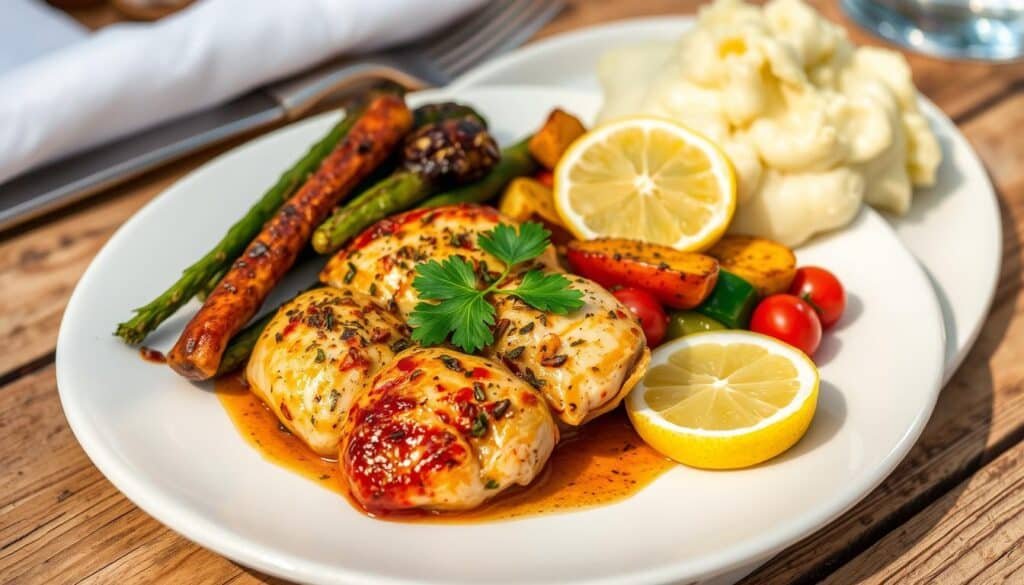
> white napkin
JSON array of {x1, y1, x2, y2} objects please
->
[
  {"x1": 0, "y1": 0, "x2": 483, "y2": 185},
  {"x1": 0, "y1": 0, "x2": 87, "y2": 76}
]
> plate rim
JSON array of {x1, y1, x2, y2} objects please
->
[{"x1": 55, "y1": 85, "x2": 947, "y2": 585}]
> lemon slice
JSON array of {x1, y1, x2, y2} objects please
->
[
  {"x1": 553, "y1": 116, "x2": 736, "y2": 251},
  {"x1": 627, "y1": 331, "x2": 819, "y2": 469}
]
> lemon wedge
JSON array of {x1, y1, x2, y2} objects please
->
[
  {"x1": 626, "y1": 331, "x2": 819, "y2": 469},
  {"x1": 553, "y1": 116, "x2": 736, "y2": 251}
]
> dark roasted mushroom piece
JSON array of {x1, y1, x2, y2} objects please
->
[{"x1": 403, "y1": 116, "x2": 501, "y2": 185}]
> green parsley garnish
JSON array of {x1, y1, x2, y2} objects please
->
[{"x1": 408, "y1": 223, "x2": 584, "y2": 353}]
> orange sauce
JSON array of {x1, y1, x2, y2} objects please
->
[
  {"x1": 139, "y1": 347, "x2": 167, "y2": 364},
  {"x1": 215, "y1": 374, "x2": 674, "y2": 522}
]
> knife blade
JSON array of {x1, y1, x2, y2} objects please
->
[{"x1": 0, "y1": 90, "x2": 284, "y2": 232}]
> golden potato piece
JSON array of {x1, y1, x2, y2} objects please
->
[{"x1": 706, "y1": 235, "x2": 797, "y2": 296}]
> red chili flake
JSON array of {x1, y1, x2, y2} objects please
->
[
  {"x1": 470, "y1": 367, "x2": 490, "y2": 379},
  {"x1": 520, "y1": 392, "x2": 538, "y2": 406},
  {"x1": 281, "y1": 319, "x2": 300, "y2": 338},
  {"x1": 279, "y1": 402, "x2": 293, "y2": 421},
  {"x1": 339, "y1": 347, "x2": 370, "y2": 371},
  {"x1": 396, "y1": 356, "x2": 417, "y2": 371}
]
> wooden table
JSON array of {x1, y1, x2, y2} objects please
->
[{"x1": 3, "y1": 1, "x2": 1024, "y2": 583}]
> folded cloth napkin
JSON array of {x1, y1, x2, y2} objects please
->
[
  {"x1": 0, "y1": 0, "x2": 483, "y2": 185},
  {"x1": 0, "y1": 0, "x2": 87, "y2": 76}
]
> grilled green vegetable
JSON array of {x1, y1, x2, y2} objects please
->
[
  {"x1": 695, "y1": 270, "x2": 759, "y2": 329},
  {"x1": 312, "y1": 106, "x2": 498, "y2": 254},
  {"x1": 114, "y1": 98, "x2": 377, "y2": 344},
  {"x1": 665, "y1": 310, "x2": 726, "y2": 341},
  {"x1": 419, "y1": 137, "x2": 536, "y2": 208}
]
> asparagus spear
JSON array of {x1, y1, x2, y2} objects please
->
[
  {"x1": 419, "y1": 137, "x2": 536, "y2": 208},
  {"x1": 216, "y1": 311, "x2": 274, "y2": 375},
  {"x1": 114, "y1": 100, "x2": 371, "y2": 344},
  {"x1": 312, "y1": 107, "x2": 498, "y2": 254}
]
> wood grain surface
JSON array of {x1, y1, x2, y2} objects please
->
[{"x1": 2, "y1": 1, "x2": 1023, "y2": 583}]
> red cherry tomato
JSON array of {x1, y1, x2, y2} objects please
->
[
  {"x1": 535, "y1": 169, "x2": 554, "y2": 188},
  {"x1": 750, "y1": 295, "x2": 822, "y2": 356},
  {"x1": 789, "y1": 266, "x2": 846, "y2": 329},
  {"x1": 613, "y1": 287, "x2": 668, "y2": 347}
]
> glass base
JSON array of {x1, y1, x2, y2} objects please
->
[{"x1": 843, "y1": 0, "x2": 1024, "y2": 62}]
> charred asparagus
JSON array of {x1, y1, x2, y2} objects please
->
[
  {"x1": 167, "y1": 94, "x2": 412, "y2": 380},
  {"x1": 114, "y1": 99, "x2": 372, "y2": 344},
  {"x1": 312, "y1": 109, "x2": 499, "y2": 254}
]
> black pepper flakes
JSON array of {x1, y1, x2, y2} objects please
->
[
  {"x1": 522, "y1": 368, "x2": 545, "y2": 390},
  {"x1": 507, "y1": 346, "x2": 526, "y2": 359},
  {"x1": 473, "y1": 382, "x2": 486, "y2": 402},
  {"x1": 492, "y1": 399, "x2": 511, "y2": 419},
  {"x1": 541, "y1": 354, "x2": 568, "y2": 368},
  {"x1": 518, "y1": 322, "x2": 535, "y2": 335},
  {"x1": 439, "y1": 354, "x2": 463, "y2": 372},
  {"x1": 315, "y1": 348, "x2": 326, "y2": 363}
]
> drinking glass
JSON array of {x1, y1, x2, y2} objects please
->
[{"x1": 843, "y1": 0, "x2": 1024, "y2": 61}]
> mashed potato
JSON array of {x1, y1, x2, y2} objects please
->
[{"x1": 598, "y1": 0, "x2": 941, "y2": 246}]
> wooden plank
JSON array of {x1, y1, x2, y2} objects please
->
[
  {"x1": 822, "y1": 439, "x2": 1024, "y2": 584},
  {"x1": 741, "y1": 91, "x2": 1024, "y2": 584},
  {"x1": 0, "y1": 365, "x2": 288, "y2": 584},
  {"x1": 0, "y1": 135, "x2": 254, "y2": 379}
]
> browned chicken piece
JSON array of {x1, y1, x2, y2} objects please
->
[
  {"x1": 488, "y1": 274, "x2": 651, "y2": 426},
  {"x1": 320, "y1": 204, "x2": 558, "y2": 318},
  {"x1": 323, "y1": 203, "x2": 648, "y2": 426},
  {"x1": 168, "y1": 94, "x2": 412, "y2": 381},
  {"x1": 246, "y1": 288, "x2": 409, "y2": 456},
  {"x1": 340, "y1": 347, "x2": 557, "y2": 514}
]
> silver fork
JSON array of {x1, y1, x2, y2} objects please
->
[
  {"x1": 0, "y1": 0, "x2": 564, "y2": 232},
  {"x1": 268, "y1": 0, "x2": 564, "y2": 118}
]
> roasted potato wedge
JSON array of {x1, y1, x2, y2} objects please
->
[
  {"x1": 706, "y1": 235, "x2": 797, "y2": 296},
  {"x1": 499, "y1": 177, "x2": 562, "y2": 225},
  {"x1": 566, "y1": 238, "x2": 719, "y2": 309},
  {"x1": 528, "y1": 108, "x2": 586, "y2": 169}
]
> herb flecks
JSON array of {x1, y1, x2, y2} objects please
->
[
  {"x1": 470, "y1": 412, "x2": 489, "y2": 437},
  {"x1": 408, "y1": 222, "x2": 584, "y2": 353}
]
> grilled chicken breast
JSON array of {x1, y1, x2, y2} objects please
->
[
  {"x1": 246, "y1": 287, "x2": 409, "y2": 456},
  {"x1": 322, "y1": 203, "x2": 648, "y2": 426},
  {"x1": 488, "y1": 274, "x2": 651, "y2": 426},
  {"x1": 340, "y1": 348, "x2": 557, "y2": 513},
  {"x1": 320, "y1": 204, "x2": 558, "y2": 318}
]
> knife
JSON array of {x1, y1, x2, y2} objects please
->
[
  {"x1": 0, "y1": 60, "x2": 428, "y2": 233},
  {"x1": 0, "y1": 0, "x2": 564, "y2": 232}
]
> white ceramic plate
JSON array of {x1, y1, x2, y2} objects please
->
[
  {"x1": 453, "y1": 17, "x2": 1001, "y2": 382},
  {"x1": 57, "y1": 86, "x2": 945, "y2": 585}
]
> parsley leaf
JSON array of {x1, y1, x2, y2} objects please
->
[
  {"x1": 409, "y1": 222, "x2": 583, "y2": 353},
  {"x1": 478, "y1": 222, "x2": 551, "y2": 266},
  {"x1": 412, "y1": 256, "x2": 478, "y2": 300},
  {"x1": 409, "y1": 293, "x2": 495, "y2": 353},
  {"x1": 510, "y1": 270, "x2": 584, "y2": 314}
]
